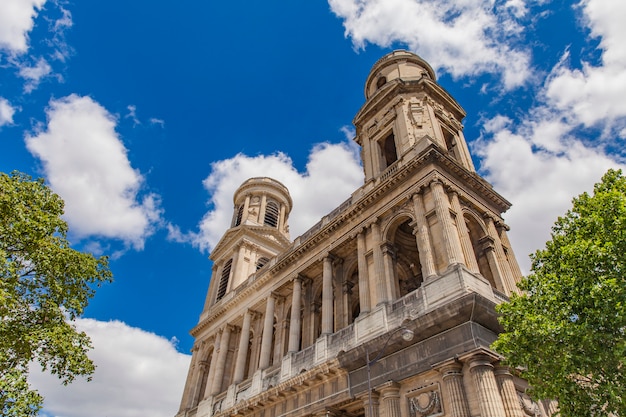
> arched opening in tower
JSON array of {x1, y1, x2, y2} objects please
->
[{"x1": 390, "y1": 219, "x2": 423, "y2": 297}]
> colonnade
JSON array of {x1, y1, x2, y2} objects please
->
[
  {"x1": 183, "y1": 180, "x2": 522, "y2": 411},
  {"x1": 438, "y1": 355, "x2": 527, "y2": 417},
  {"x1": 357, "y1": 354, "x2": 529, "y2": 417}
]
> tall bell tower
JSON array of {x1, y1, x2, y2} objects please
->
[{"x1": 356, "y1": 50, "x2": 475, "y2": 182}]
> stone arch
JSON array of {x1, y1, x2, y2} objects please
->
[
  {"x1": 463, "y1": 210, "x2": 496, "y2": 288},
  {"x1": 341, "y1": 258, "x2": 360, "y2": 326},
  {"x1": 194, "y1": 342, "x2": 214, "y2": 406},
  {"x1": 384, "y1": 213, "x2": 423, "y2": 299}
]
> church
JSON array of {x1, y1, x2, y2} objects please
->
[{"x1": 175, "y1": 50, "x2": 556, "y2": 417}]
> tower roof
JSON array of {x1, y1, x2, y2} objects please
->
[
  {"x1": 364, "y1": 50, "x2": 437, "y2": 99},
  {"x1": 233, "y1": 177, "x2": 293, "y2": 214}
]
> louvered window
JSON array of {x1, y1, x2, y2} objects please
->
[
  {"x1": 216, "y1": 259, "x2": 232, "y2": 301},
  {"x1": 256, "y1": 257, "x2": 270, "y2": 271},
  {"x1": 234, "y1": 204, "x2": 244, "y2": 226},
  {"x1": 264, "y1": 201, "x2": 279, "y2": 228}
]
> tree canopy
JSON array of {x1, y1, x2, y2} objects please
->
[
  {"x1": 0, "y1": 171, "x2": 112, "y2": 416},
  {"x1": 493, "y1": 169, "x2": 626, "y2": 417}
]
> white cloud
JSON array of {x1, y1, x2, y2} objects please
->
[
  {"x1": 328, "y1": 0, "x2": 531, "y2": 88},
  {"x1": 125, "y1": 104, "x2": 141, "y2": 126},
  {"x1": 0, "y1": 0, "x2": 46, "y2": 54},
  {"x1": 29, "y1": 318, "x2": 190, "y2": 417},
  {"x1": 18, "y1": 57, "x2": 52, "y2": 92},
  {"x1": 170, "y1": 141, "x2": 363, "y2": 252},
  {"x1": 475, "y1": 115, "x2": 624, "y2": 273},
  {"x1": 150, "y1": 117, "x2": 165, "y2": 127},
  {"x1": 0, "y1": 97, "x2": 17, "y2": 126},
  {"x1": 25, "y1": 95, "x2": 162, "y2": 250},
  {"x1": 472, "y1": 0, "x2": 626, "y2": 273},
  {"x1": 544, "y1": 0, "x2": 626, "y2": 130}
]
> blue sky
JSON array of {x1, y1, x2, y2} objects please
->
[{"x1": 1, "y1": 0, "x2": 625, "y2": 416}]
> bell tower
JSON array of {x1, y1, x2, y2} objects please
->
[
  {"x1": 201, "y1": 177, "x2": 292, "y2": 313},
  {"x1": 355, "y1": 50, "x2": 475, "y2": 182}
]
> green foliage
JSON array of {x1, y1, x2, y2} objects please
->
[
  {"x1": 0, "y1": 171, "x2": 112, "y2": 416},
  {"x1": 493, "y1": 169, "x2": 626, "y2": 417}
]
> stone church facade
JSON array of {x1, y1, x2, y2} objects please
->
[{"x1": 175, "y1": 50, "x2": 556, "y2": 417}]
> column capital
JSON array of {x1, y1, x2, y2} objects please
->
[
  {"x1": 377, "y1": 380, "x2": 401, "y2": 394},
  {"x1": 466, "y1": 354, "x2": 498, "y2": 372}
]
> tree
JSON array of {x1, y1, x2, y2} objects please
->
[
  {"x1": 493, "y1": 169, "x2": 626, "y2": 417},
  {"x1": 0, "y1": 171, "x2": 112, "y2": 416}
]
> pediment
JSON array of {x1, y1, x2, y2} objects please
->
[{"x1": 210, "y1": 225, "x2": 291, "y2": 262}]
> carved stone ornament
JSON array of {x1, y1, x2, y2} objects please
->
[
  {"x1": 518, "y1": 392, "x2": 540, "y2": 417},
  {"x1": 409, "y1": 390, "x2": 442, "y2": 417}
]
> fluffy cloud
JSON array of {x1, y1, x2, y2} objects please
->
[
  {"x1": 19, "y1": 57, "x2": 52, "y2": 92},
  {"x1": 0, "y1": 0, "x2": 46, "y2": 54},
  {"x1": 169, "y1": 141, "x2": 363, "y2": 252},
  {"x1": 328, "y1": 0, "x2": 531, "y2": 88},
  {"x1": 475, "y1": 115, "x2": 624, "y2": 273},
  {"x1": 29, "y1": 319, "x2": 190, "y2": 417},
  {"x1": 474, "y1": 0, "x2": 626, "y2": 272},
  {"x1": 544, "y1": 0, "x2": 626, "y2": 130},
  {"x1": 25, "y1": 95, "x2": 162, "y2": 250},
  {"x1": 0, "y1": 97, "x2": 16, "y2": 126}
]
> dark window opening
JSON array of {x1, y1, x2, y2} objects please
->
[
  {"x1": 216, "y1": 259, "x2": 232, "y2": 301},
  {"x1": 256, "y1": 257, "x2": 270, "y2": 271},
  {"x1": 442, "y1": 127, "x2": 460, "y2": 160},
  {"x1": 234, "y1": 204, "x2": 244, "y2": 226},
  {"x1": 381, "y1": 132, "x2": 398, "y2": 168},
  {"x1": 264, "y1": 201, "x2": 279, "y2": 228},
  {"x1": 376, "y1": 76, "x2": 387, "y2": 89}
]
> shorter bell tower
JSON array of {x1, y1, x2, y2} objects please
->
[{"x1": 201, "y1": 177, "x2": 292, "y2": 313}]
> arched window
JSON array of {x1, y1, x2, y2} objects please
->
[
  {"x1": 376, "y1": 76, "x2": 387, "y2": 89},
  {"x1": 216, "y1": 259, "x2": 232, "y2": 301},
  {"x1": 380, "y1": 132, "x2": 398, "y2": 168},
  {"x1": 264, "y1": 201, "x2": 279, "y2": 228},
  {"x1": 256, "y1": 257, "x2": 270, "y2": 271},
  {"x1": 234, "y1": 204, "x2": 244, "y2": 226}
]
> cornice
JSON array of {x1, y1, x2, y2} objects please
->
[{"x1": 194, "y1": 146, "x2": 511, "y2": 336}]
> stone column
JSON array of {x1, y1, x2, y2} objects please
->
[
  {"x1": 259, "y1": 294, "x2": 276, "y2": 369},
  {"x1": 370, "y1": 221, "x2": 389, "y2": 305},
  {"x1": 430, "y1": 179, "x2": 464, "y2": 267},
  {"x1": 494, "y1": 366, "x2": 524, "y2": 417},
  {"x1": 203, "y1": 335, "x2": 221, "y2": 398},
  {"x1": 288, "y1": 276, "x2": 302, "y2": 352},
  {"x1": 191, "y1": 360, "x2": 209, "y2": 406},
  {"x1": 233, "y1": 311, "x2": 252, "y2": 384},
  {"x1": 258, "y1": 194, "x2": 267, "y2": 223},
  {"x1": 411, "y1": 192, "x2": 437, "y2": 279},
  {"x1": 542, "y1": 399, "x2": 559, "y2": 416},
  {"x1": 233, "y1": 243, "x2": 247, "y2": 285},
  {"x1": 379, "y1": 381, "x2": 402, "y2": 417},
  {"x1": 381, "y1": 242, "x2": 398, "y2": 300},
  {"x1": 321, "y1": 255, "x2": 334, "y2": 335},
  {"x1": 498, "y1": 225, "x2": 523, "y2": 293},
  {"x1": 356, "y1": 229, "x2": 372, "y2": 314},
  {"x1": 449, "y1": 191, "x2": 480, "y2": 274},
  {"x1": 467, "y1": 355, "x2": 506, "y2": 417},
  {"x1": 211, "y1": 325, "x2": 232, "y2": 395},
  {"x1": 180, "y1": 347, "x2": 199, "y2": 409},
  {"x1": 241, "y1": 194, "x2": 251, "y2": 223},
  {"x1": 479, "y1": 236, "x2": 507, "y2": 292},
  {"x1": 484, "y1": 216, "x2": 516, "y2": 294},
  {"x1": 203, "y1": 264, "x2": 219, "y2": 311},
  {"x1": 279, "y1": 204, "x2": 286, "y2": 232},
  {"x1": 440, "y1": 362, "x2": 471, "y2": 417},
  {"x1": 361, "y1": 391, "x2": 380, "y2": 417}
]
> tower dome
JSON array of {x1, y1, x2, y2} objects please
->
[
  {"x1": 364, "y1": 50, "x2": 436, "y2": 99},
  {"x1": 231, "y1": 177, "x2": 292, "y2": 239}
]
